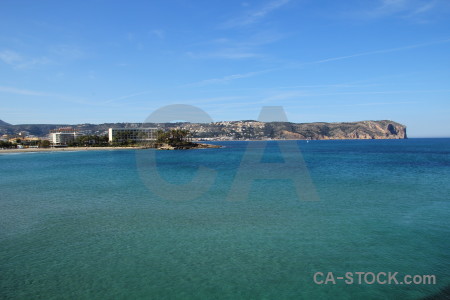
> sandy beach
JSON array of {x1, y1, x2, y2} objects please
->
[
  {"x1": 0, "y1": 143, "x2": 222, "y2": 154},
  {"x1": 0, "y1": 146, "x2": 149, "y2": 154}
]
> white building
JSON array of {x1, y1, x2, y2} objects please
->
[
  {"x1": 108, "y1": 128, "x2": 158, "y2": 143},
  {"x1": 49, "y1": 128, "x2": 80, "y2": 145}
]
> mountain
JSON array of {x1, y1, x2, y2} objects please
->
[
  {"x1": 0, "y1": 120, "x2": 11, "y2": 126},
  {"x1": 0, "y1": 120, "x2": 407, "y2": 140},
  {"x1": 181, "y1": 120, "x2": 407, "y2": 140}
]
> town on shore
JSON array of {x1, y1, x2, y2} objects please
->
[
  {"x1": 0, "y1": 127, "x2": 215, "y2": 151},
  {"x1": 0, "y1": 119, "x2": 407, "y2": 151}
]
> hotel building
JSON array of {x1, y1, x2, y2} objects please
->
[
  {"x1": 49, "y1": 127, "x2": 80, "y2": 145},
  {"x1": 108, "y1": 128, "x2": 158, "y2": 143}
]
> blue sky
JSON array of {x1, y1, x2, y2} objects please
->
[{"x1": 1, "y1": 0, "x2": 449, "y2": 137}]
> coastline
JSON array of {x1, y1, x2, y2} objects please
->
[
  {"x1": 0, "y1": 146, "x2": 148, "y2": 154},
  {"x1": 0, "y1": 138, "x2": 413, "y2": 154},
  {"x1": 0, "y1": 143, "x2": 222, "y2": 154}
]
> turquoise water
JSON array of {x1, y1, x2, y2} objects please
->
[{"x1": 1, "y1": 139, "x2": 449, "y2": 299}]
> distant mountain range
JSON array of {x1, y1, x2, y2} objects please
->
[{"x1": 0, "y1": 119, "x2": 407, "y2": 140}]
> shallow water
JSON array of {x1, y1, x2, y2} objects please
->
[{"x1": 1, "y1": 139, "x2": 449, "y2": 299}]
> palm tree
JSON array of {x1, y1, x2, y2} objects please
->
[{"x1": 157, "y1": 129, "x2": 191, "y2": 146}]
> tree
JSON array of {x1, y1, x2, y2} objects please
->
[
  {"x1": 38, "y1": 140, "x2": 50, "y2": 148},
  {"x1": 0, "y1": 140, "x2": 14, "y2": 149},
  {"x1": 156, "y1": 129, "x2": 191, "y2": 146},
  {"x1": 68, "y1": 135, "x2": 110, "y2": 147}
]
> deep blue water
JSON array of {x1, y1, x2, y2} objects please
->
[{"x1": 1, "y1": 139, "x2": 449, "y2": 299}]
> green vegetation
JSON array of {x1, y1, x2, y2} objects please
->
[
  {"x1": 156, "y1": 129, "x2": 192, "y2": 147},
  {"x1": 38, "y1": 140, "x2": 51, "y2": 148},
  {"x1": 0, "y1": 139, "x2": 51, "y2": 149},
  {"x1": 0, "y1": 141, "x2": 14, "y2": 149},
  {"x1": 111, "y1": 130, "x2": 133, "y2": 146},
  {"x1": 68, "y1": 135, "x2": 109, "y2": 147}
]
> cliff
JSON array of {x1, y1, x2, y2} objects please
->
[{"x1": 263, "y1": 120, "x2": 407, "y2": 140}]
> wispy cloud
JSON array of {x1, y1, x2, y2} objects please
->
[
  {"x1": 101, "y1": 91, "x2": 150, "y2": 104},
  {"x1": 0, "y1": 50, "x2": 22, "y2": 65},
  {"x1": 188, "y1": 38, "x2": 450, "y2": 87},
  {"x1": 183, "y1": 70, "x2": 269, "y2": 87},
  {"x1": 187, "y1": 49, "x2": 261, "y2": 59},
  {"x1": 295, "y1": 38, "x2": 450, "y2": 67},
  {"x1": 0, "y1": 86, "x2": 96, "y2": 106},
  {"x1": 150, "y1": 29, "x2": 165, "y2": 39},
  {"x1": 262, "y1": 88, "x2": 450, "y2": 103},
  {"x1": 50, "y1": 44, "x2": 85, "y2": 60},
  {"x1": 278, "y1": 83, "x2": 379, "y2": 90},
  {"x1": 0, "y1": 86, "x2": 52, "y2": 96},
  {"x1": 286, "y1": 101, "x2": 419, "y2": 113},
  {"x1": 0, "y1": 49, "x2": 50, "y2": 69},
  {"x1": 376, "y1": 0, "x2": 410, "y2": 15},
  {"x1": 407, "y1": 1, "x2": 437, "y2": 16},
  {"x1": 182, "y1": 96, "x2": 246, "y2": 105},
  {"x1": 187, "y1": 30, "x2": 284, "y2": 60},
  {"x1": 0, "y1": 86, "x2": 176, "y2": 109},
  {"x1": 262, "y1": 91, "x2": 309, "y2": 102},
  {"x1": 222, "y1": 0, "x2": 291, "y2": 28},
  {"x1": 361, "y1": 0, "x2": 445, "y2": 19}
]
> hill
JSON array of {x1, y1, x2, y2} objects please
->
[
  {"x1": 0, "y1": 120, "x2": 407, "y2": 140},
  {"x1": 182, "y1": 120, "x2": 407, "y2": 140}
]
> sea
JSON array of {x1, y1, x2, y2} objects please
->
[{"x1": 1, "y1": 139, "x2": 449, "y2": 299}]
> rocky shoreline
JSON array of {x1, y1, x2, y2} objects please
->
[{"x1": 156, "y1": 143, "x2": 222, "y2": 150}]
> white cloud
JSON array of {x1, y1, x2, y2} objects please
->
[
  {"x1": 50, "y1": 44, "x2": 85, "y2": 60},
  {"x1": 222, "y1": 0, "x2": 290, "y2": 28},
  {"x1": 0, "y1": 49, "x2": 50, "y2": 69},
  {"x1": 0, "y1": 50, "x2": 22, "y2": 65},
  {"x1": 294, "y1": 38, "x2": 450, "y2": 67},
  {"x1": 0, "y1": 86, "x2": 98, "y2": 106},
  {"x1": 0, "y1": 86, "x2": 51, "y2": 96},
  {"x1": 184, "y1": 70, "x2": 268, "y2": 87},
  {"x1": 263, "y1": 89, "x2": 450, "y2": 103},
  {"x1": 187, "y1": 31, "x2": 284, "y2": 60},
  {"x1": 363, "y1": 0, "x2": 444, "y2": 19},
  {"x1": 187, "y1": 49, "x2": 260, "y2": 59}
]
